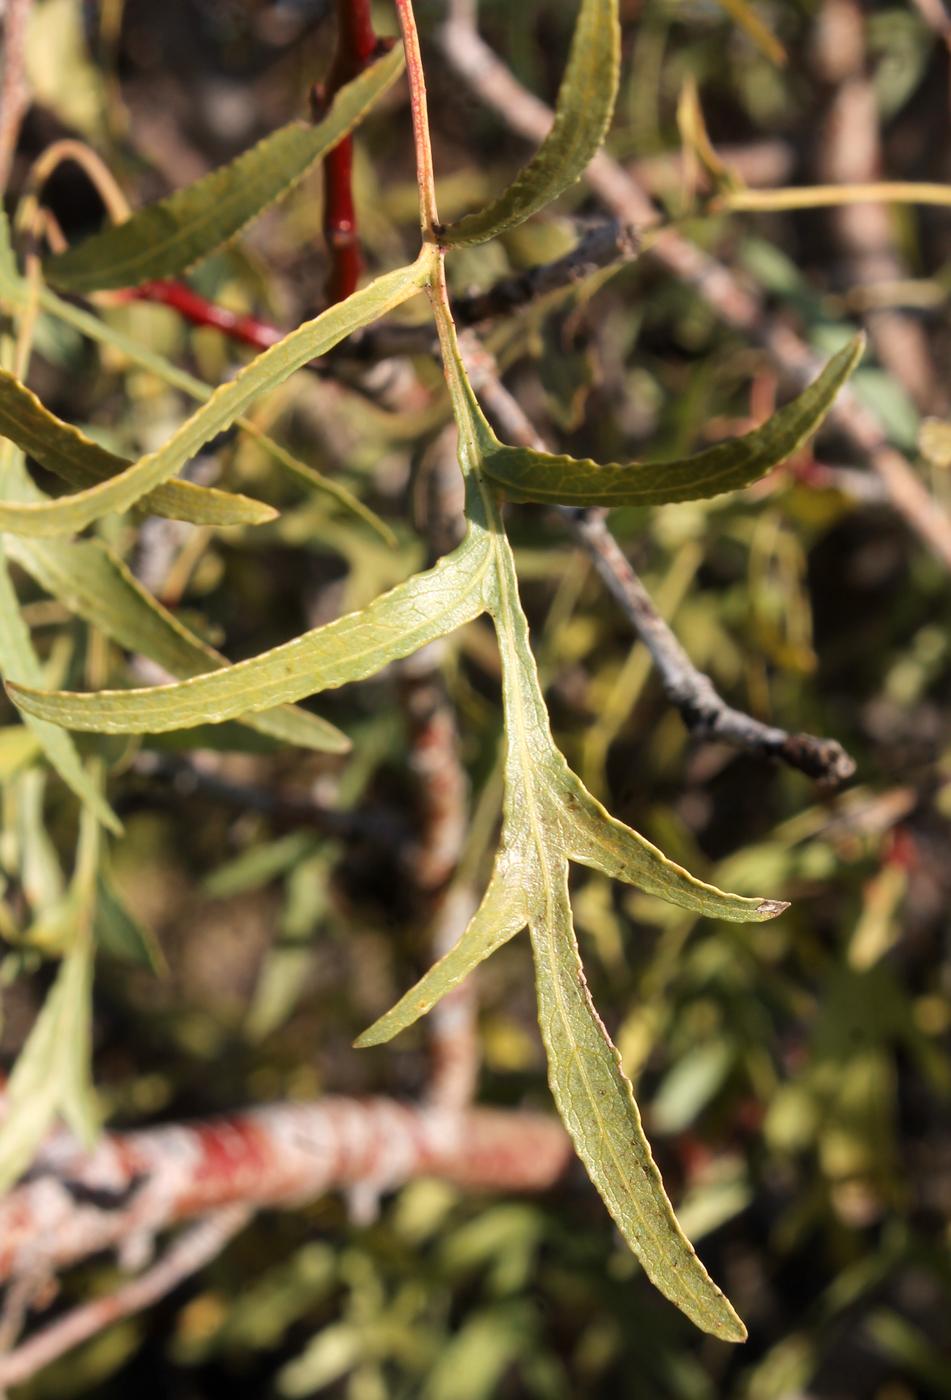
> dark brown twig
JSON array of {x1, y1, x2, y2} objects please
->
[{"x1": 119, "y1": 218, "x2": 640, "y2": 365}]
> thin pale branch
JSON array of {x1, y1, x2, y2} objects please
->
[
  {"x1": 0, "y1": 0, "x2": 33, "y2": 193},
  {"x1": 0, "y1": 1207, "x2": 250, "y2": 1390}
]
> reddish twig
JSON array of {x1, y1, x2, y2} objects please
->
[
  {"x1": 397, "y1": 430, "x2": 479, "y2": 1111},
  {"x1": 0, "y1": 1207, "x2": 250, "y2": 1390},
  {"x1": 0, "y1": 1099, "x2": 572, "y2": 1286},
  {"x1": 125, "y1": 279, "x2": 281, "y2": 351},
  {"x1": 318, "y1": 0, "x2": 382, "y2": 304}
]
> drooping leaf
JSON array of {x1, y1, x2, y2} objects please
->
[
  {"x1": 0, "y1": 368, "x2": 277, "y2": 526},
  {"x1": 6, "y1": 521, "x2": 491, "y2": 732},
  {"x1": 441, "y1": 0, "x2": 620, "y2": 246},
  {"x1": 0, "y1": 256, "x2": 430, "y2": 536},
  {"x1": 8, "y1": 536, "x2": 349, "y2": 752},
  {"x1": 355, "y1": 855, "x2": 527, "y2": 1047},
  {"x1": 44, "y1": 44, "x2": 405, "y2": 292},
  {"x1": 94, "y1": 867, "x2": 166, "y2": 973},
  {"x1": 478, "y1": 335, "x2": 864, "y2": 506},
  {"x1": 528, "y1": 869, "x2": 746, "y2": 1341}
]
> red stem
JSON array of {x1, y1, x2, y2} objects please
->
[
  {"x1": 125, "y1": 280, "x2": 282, "y2": 351},
  {"x1": 322, "y1": 0, "x2": 380, "y2": 304}
]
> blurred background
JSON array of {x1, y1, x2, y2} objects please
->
[{"x1": 2, "y1": 0, "x2": 951, "y2": 1395}]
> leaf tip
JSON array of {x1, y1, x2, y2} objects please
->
[{"x1": 755, "y1": 898, "x2": 790, "y2": 919}]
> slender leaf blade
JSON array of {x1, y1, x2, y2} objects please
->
[
  {"x1": 355, "y1": 855, "x2": 526, "y2": 1047},
  {"x1": 7, "y1": 524, "x2": 491, "y2": 733},
  {"x1": 441, "y1": 0, "x2": 620, "y2": 246},
  {"x1": 0, "y1": 257, "x2": 429, "y2": 536},
  {"x1": 0, "y1": 544, "x2": 121, "y2": 831},
  {"x1": 528, "y1": 866, "x2": 747, "y2": 1342},
  {"x1": 45, "y1": 45, "x2": 405, "y2": 292},
  {"x1": 0, "y1": 368, "x2": 276, "y2": 526},
  {"x1": 8, "y1": 536, "x2": 349, "y2": 752},
  {"x1": 556, "y1": 767, "x2": 785, "y2": 922},
  {"x1": 482, "y1": 335, "x2": 864, "y2": 506}
]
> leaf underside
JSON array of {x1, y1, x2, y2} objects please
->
[{"x1": 0, "y1": 257, "x2": 428, "y2": 537}]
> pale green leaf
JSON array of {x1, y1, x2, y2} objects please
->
[
  {"x1": 355, "y1": 856, "x2": 527, "y2": 1047},
  {"x1": 0, "y1": 263, "x2": 394, "y2": 541},
  {"x1": 0, "y1": 543, "x2": 121, "y2": 831},
  {"x1": 8, "y1": 536, "x2": 349, "y2": 752},
  {"x1": 94, "y1": 868, "x2": 166, "y2": 974},
  {"x1": 479, "y1": 335, "x2": 865, "y2": 506},
  {"x1": 0, "y1": 256, "x2": 429, "y2": 536},
  {"x1": 0, "y1": 933, "x2": 95, "y2": 1191},
  {"x1": 0, "y1": 790, "x2": 101, "y2": 1188},
  {"x1": 556, "y1": 765, "x2": 784, "y2": 922},
  {"x1": 7, "y1": 521, "x2": 491, "y2": 733},
  {"x1": 355, "y1": 296, "x2": 784, "y2": 1341},
  {"x1": 0, "y1": 368, "x2": 277, "y2": 526},
  {"x1": 441, "y1": 0, "x2": 620, "y2": 246},
  {"x1": 45, "y1": 45, "x2": 405, "y2": 292},
  {"x1": 528, "y1": 867, "x2": 746, "y2": 1341}
]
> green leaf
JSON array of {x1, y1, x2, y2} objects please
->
[
  {"x1": 479, "y1": 335, "x2": 865, "y2": 506},
  {"x1": 0, "y1": 369, "x2": 277, "y2": 526},
  {"x1": 94, "y1": 867, "x2": 166, "y2": 974},
  {"x1": 528, "y1": 867, "x2": 746, "y2": 1341},
  {"x1": 0, "y1": 263, "x2": 395, "y2": 542},
  {"x1": 0, "y1": 542, "x2": 121, "y2": 831},
  {"x1": 45, "y1": 45, "x2": 406, "y2": 292},
  {"x1": 355, "y1": 856, "x2": 527, "y2": 1047},
  {"x1": 0, "y1": 932, "x2": 96, "y2": 1191},
  {"x1": 0, "y1": 790, "x2": 101, "y2": 1190},
  {"x1": 8, "y1": 536, "x2": 349, "y2": 753},
  {"x1": 0, "y1": 256, "x2": 430, "y2": 536},
  {"x1": 440, "y1": 0, "x2": 620, "y2": 246},
  {"x1": 6, "y1": 521, "x2": 491, "y2": 733}
]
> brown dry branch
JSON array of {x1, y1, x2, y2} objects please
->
[
  {"x1": 440, "y1": 0, "x2": 951, "y2": 571},
  {"x1": 462, "y1": 337, "x2": 856, "y2": 787}
]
